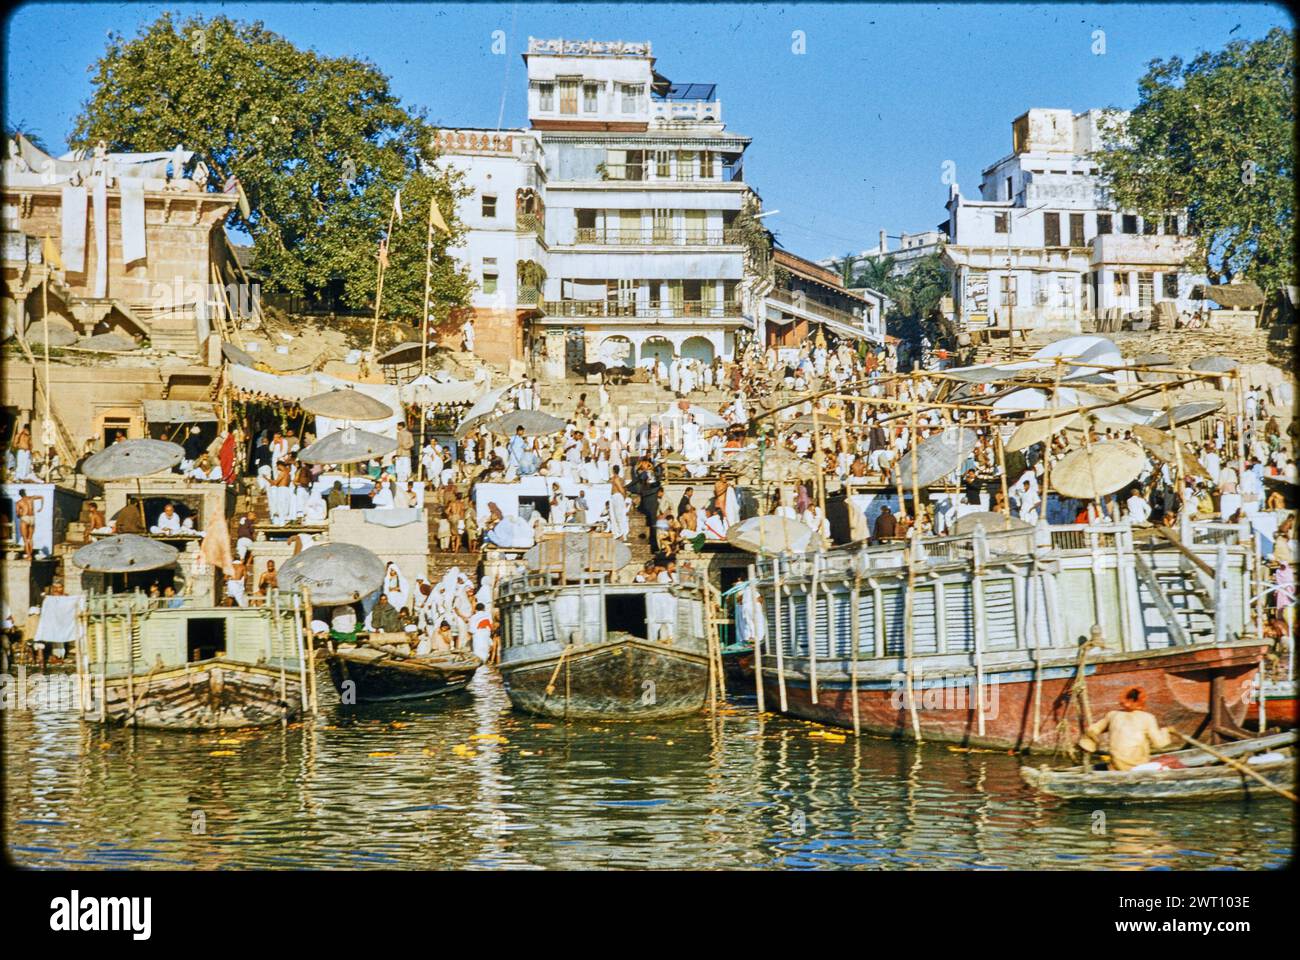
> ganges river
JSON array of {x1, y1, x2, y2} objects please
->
[{"x1": 4, "y1": 667, "x2": 1293, "y2": 870}]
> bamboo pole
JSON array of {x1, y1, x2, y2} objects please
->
[
  {"x1": 749, "y1": 563, "x2": 765, "y2": 714},
  {"x1": 419, "y1": 196, "x2": 436, "y2": 378},
  {"x1": 807, "y1": 556, "x2": 819, "y2": 704},
  {"x1": 1029, "y1": 567, "x2": 1043, "y2": 746},
  {"x1": 1171, "y1": 731, "x2": 1297, "y2": 802},
  {"x1": 301, "y1": 586, "x2": 318, "y2": 714},
  {"x1": 994, "y1": 424, "x2": 1010, "y2": 517},
  {"x1": 291, "y1": 593, "x2": 308, "y2": 715},
  {"x1": 971, "y1": 568, "x2": 986, "y2": 738},
  {"x1": 904, "y1": 400, "x2": 923, "y2": 743},
  {"x1": 773, "y1": 555, "x2": 788, "y2": 713},
  {"x1": 125, "y1": 605, "x2": 135, "y2": 726},
  {"x1": 369, "y1": 200, "x2": 398, "y2": 360},
  {"x1": 849, "y1": 574, "x2": 861, "y2": 736}
]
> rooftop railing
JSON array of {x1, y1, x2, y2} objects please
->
[{"x1": 570, "y1": 226, "x2": 743, "y2": 246}]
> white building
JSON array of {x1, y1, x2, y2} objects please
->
[
  {"x1": 821, "y1": 228, "x2": 947, "y2": 279},
  {"x1": 941, "y1": 108, "x2": 1206, "y2": 337},
  {"x1": 436, "y1": 38, "x2": 755, "y2": 377}
]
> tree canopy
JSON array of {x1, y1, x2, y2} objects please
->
[
  {"x1": 878, "y1": 253, "x2": 951, "y2": 346},
  {"x1": 71, "y1": 12, "x2": 474, "y2": 326},
  {"x1": 1098, "y1": 27, "x2": 1293, "y2": 294}
]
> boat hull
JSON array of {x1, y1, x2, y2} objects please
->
[
  {"x1": 721, "y1": 646, "x2": 754, "y2": 691},
  {"x1": 500, "y1": 638, "x2": 708, "y2": 720},
  {"x1": 757, "y1": 642, "x2": 1268, "y2": 753},
  {"x1": 95, "y1": 660, "x2": 304, "y2": 730},
  {"x1": 1021, "y1": 758, "x2": 1294, "y2": 801},
  {"x1": 325, "y1": 649, "x2": 479, "y2": 703},
  {"x1": 1245, "y1": 681, "x2": 1297, "y2": 728}
]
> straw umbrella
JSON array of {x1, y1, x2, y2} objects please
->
[
  {"x1": 296, "y1": 427, "x2": 397, "y2": 465},
  {"x1": 487, "y1": 409, "x2": 567, "y2": 437},
  {"x1": 299, "y1": 388, "x2": 393, "y2": 422},
  {"x1": 726, "y1": 515, "x2": 814, "y2": 554},
  {"x1": 72, "y1": 534, "x2": 179, "y2": 573},
  {"x1": 81, "y1": 438, "x2": 185, "y2": 529},
  {"x1": 891, "y1": 425, "x2": 979, "y2": 490},
  {"x1": 277, "y1": 542, "x2": 387, "y2": 606},
  {"x1": 1050, "y1": 440, "x2": 1146, "y2": 501}
]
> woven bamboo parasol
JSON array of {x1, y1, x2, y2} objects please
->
[
  {"x1": 487, "y1": 409, "x2": 568, "y2": 437},
  {"x1": 277, "y1": 542, "x2": 386, "y2": 605},
  {"x1": 1147, "y1": 399, "x2": 1224, "y2": 430},
  {"x1": 1005, "y1": 412, "x2": 1082, "y2": 452},
  {"x1": 1051, "y1": 440, "x2": 1147, "y2": 500},
  {"x1": 726, "y1": 515, "x2": 814, "y2": 554},
  {"x1": 72, "y1": 534, "x2": 178, "y2": 573},
  {"x1": 299, "y1": 387, "x2": 393, "y2": 422},
  {"x1": 297, "y1": 427, "x2": 396, "y2": 465},
  {"x1": 82, "y1": 439, "x2": 184, "y2": 481},
  {"x1": 891, "y1": 426, "x2": 979, "y2": 488}
]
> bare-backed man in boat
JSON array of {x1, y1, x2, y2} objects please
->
[{"x1": 1079, "y1": 687, "x2": 1174, "y2": 771}]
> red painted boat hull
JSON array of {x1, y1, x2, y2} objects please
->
[
  {"x1": 1246, "y1": 697, "x2": 1298, "y2": 728},
  {"x1": 758, "y1": 643, "x2": 1268, "y2": 753}
]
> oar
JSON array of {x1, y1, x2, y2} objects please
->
[{"x1": 1171, "y1": 731, "x2": 1296, "y2": 802}]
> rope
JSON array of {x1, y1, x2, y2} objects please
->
[{"x1": 543, "y1": 643, "x2": 573, "y2": 699}]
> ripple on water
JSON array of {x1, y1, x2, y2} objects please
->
[{"x1": 3, "y1": 669, "x2": 1293, "y2": 869}]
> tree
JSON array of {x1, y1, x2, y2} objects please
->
[
  {"x1": 880, "y1": 253, "x2": 950, "y2": 346},
  {"x1": 1098, "y1": 27, "x2": 1293, "y2": 293},
  {"x1": 71, "y1": 12, "x2": 474, "y2": 326},
  {"x1": 856, "y1": 255, "x2": 894, "y2": 292},
  {"x1": 835, "y1": 252, "x2": 858, "y2": 286}
]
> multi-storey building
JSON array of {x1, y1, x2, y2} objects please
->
[
  {"x1": 436, "y1": 38, "x2": 756, "y2": 377},
  {"x1": 941, "y1": 108, "x2": 1206, "y2": 336}
]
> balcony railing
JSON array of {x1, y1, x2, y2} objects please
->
[
  {"x1": 517, "y1": 286, "x2": 544, "y2": 307},
  {"x1": 650, "y1": 100, "x2": 722, "y2": 123},
  {"x1": 516, "y1": 213, "x2": 545, "y2": 241},
  {"x1": 768, "y1": 288, "x2": 871, "y2": 331},
  {"x1": 598, "y1": 164, "x2": 739, "y2": 183},
  {"x1": 549, "y1": 299, "x2": 741, "y2": 319},
  {"x1": 571, "y1": 227, "x2": 742, "y2": 246}
]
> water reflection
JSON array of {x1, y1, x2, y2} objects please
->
[{"x1": 4, "y1": 668, "x2": 1293, "y2": 870}]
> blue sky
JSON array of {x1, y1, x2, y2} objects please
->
[{"x1": 4, "y1": 2, "x2": 1291, "y2": 260}]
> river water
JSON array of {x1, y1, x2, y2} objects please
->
[{"x1": 4, "y1": 667, "x2": 1293, "y2": 870}]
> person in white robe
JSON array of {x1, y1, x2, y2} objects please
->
[
  {"x1": 371, "y1": 480, "x2": 395, "y2": 509},
  {"x1": 382, "y1": 562, "x2": 410, "y2": 613}
]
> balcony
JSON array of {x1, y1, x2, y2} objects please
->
[
  {"x1": 598, "y1": 164, "x2": 742, "y2": 184},
  {"x1": 768, "y1": 288, "x2": 870, "y2": 331},
  {"x1": 570, "y1": 227, "x2": 743, "y2": 247},
  {"x1": 517, "y1": 286, "x2": 545, "y2": 309},
  {"x1": 549, "y1": 299, "x2": 741, "y2": 320},
  {"x1": 516, "y1": 213, "x2": 545, "y2": 243},
  {"x1": 650, "y1": 100, "x2": 722, "y2": 124}
]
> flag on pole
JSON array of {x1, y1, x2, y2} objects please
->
[
  {"x1": 393, "y1": 189, "x2": 403, "y2": 223},
  {"x1": 41, "y1": 235, "x2": 63, "y2": 271},
  {"x1": 430, "y1": 196, "x2": 449, "y2": 234},
  {"x1": 224, "y1": 174, "x2": 251, "y2": 219}
]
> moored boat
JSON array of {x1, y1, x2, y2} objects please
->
[
  {"x1": 326, "y1": 639, "x2": 480, "y2": 703},
  {"x1": 77, "y1": 589, "x2": 312, "y2": 730},
  {"x1": 746, "y1": 519, "x2": 1270, "y2": 752},
  {"x1": 496, "y1": 570, "x2": 712, "y2": 720},
  {"x1": 1245, "y1": 679, "x2": 1297, "y2": 728},
  {"x1": 1020, "y1": 731, "x2": 1296, "y2": 801}
]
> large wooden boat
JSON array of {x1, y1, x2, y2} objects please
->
[
  {"x1": 743, "y1": 519, "x2": 1270, "y2": 753},
  {"x1": 76, "y1": 590, "x2": 311, "y2": 730},
  {"x1": 1020, "y1": 732, "x2": 1296, "y2": 801},
  {"x1": 1246, "y1": 679, "x2": 1298, "y2": 728},
  {"x1": 495, "y1": 571, "x2": 712, "y2": 720},
  {"x1": 325, "y1": 639, "x2": 480, "y2": 703}
]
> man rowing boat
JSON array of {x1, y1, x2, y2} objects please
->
[{"x1": 1079, "y1": 686, "x2": 1173, "y2": 771}]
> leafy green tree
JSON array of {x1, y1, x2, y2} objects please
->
[
  {"x1": 880, "y1": 253, "x2": 951, "y2": 345},
  {"x1": 71, "y1": 12, "x2": 474, "y2": 327},
  {"x1": 1098, "y1": 27, "x2": 1293, "y2": 293},
  {"x1": 856, "y1": 255, "x2": 894, "y2": 292},
  {"x1": 835, "y1": 252, "x2": 858, "y2": 286}
]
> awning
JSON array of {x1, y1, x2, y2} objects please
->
[
  {"x1": 143, "y1": 400, "x2": 217, "y2": 423},
  {"x1": 1191, "y1": 281, "x2": 1265, "y2": 309}
]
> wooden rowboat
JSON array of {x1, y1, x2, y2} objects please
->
[
  {"x1": 1020, "y1": 732, "x2": 1296, "y2": 802},
  {"x1": 326, "y1": 642, "x2": 481, "y2": 704}
]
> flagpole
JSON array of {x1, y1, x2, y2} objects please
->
[
  {"x1": 419, "y1": 195, "x2": 435, "y2": 378},
  {"x1": 417, "y1": 195, "x2": 436, "y2": 480},
  {"x1": 368, "y1": 197, "x2": 399, "y2": 364}
]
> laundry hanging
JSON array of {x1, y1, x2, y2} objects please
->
[{"x1": 60, "y1": 184, "x2": 87, "y2": 273}]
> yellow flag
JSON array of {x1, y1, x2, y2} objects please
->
[
  {"x1": 429, "y1": 196, "x2": 450, "y2": 234},
  {"x1": 42, "y1": 235, "x2": 63, "y2": 271}
]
